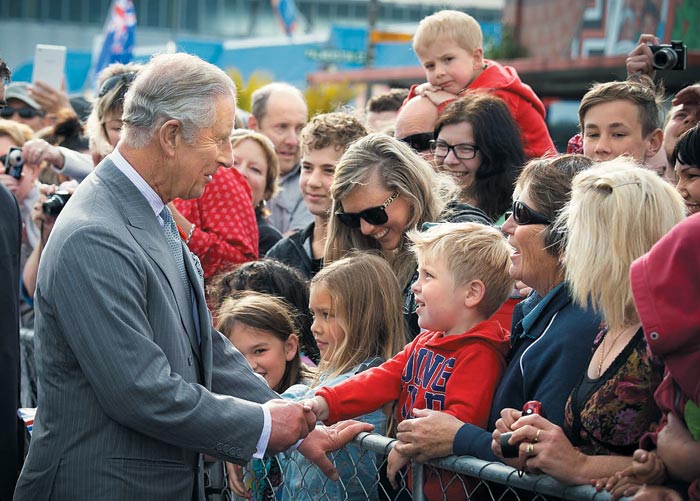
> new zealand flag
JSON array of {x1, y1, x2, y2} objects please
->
[{"x1": 92, "y1": 0, "x2": 136, "y2": 85}]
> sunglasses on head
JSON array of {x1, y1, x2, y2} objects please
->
[
  {"x1": 98, "y1": 72, "x2": 138, "y2": 98},
  {"x1": 0, "y1": 106, "x2": 43, "y2": 119},
  {"x1": 399, "y1": 132, "x2": 434, "y2": 153},
  {"x1": 335, "y1": 192, "x2": 400, "y2": 228},
  {"x1": 508, "y1": 200, "x2": 552, "y2": 225}
]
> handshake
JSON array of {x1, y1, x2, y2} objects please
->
[
  {"x1": 265, "y1": 396, "x2": 331, "y2": 453},
  {"x1": 264, "y1": 396, "x2": 368, "y2": 480}
]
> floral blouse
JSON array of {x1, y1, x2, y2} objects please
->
[{"x1": 564, "y1": 327, "x2": 664, "y2": 456}]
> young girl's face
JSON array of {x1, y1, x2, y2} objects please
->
[
  {"x1": 226, "y1": 323, "x2": 297, "y2": 392},
  {"x1": 309, "y1": 283, "x2": 345, "y2": 362}
]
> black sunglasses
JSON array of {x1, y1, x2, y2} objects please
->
[
  {"x1": 399, "y1": 132, "x2": 434, "y2": 153},
  {"x1": 508, "y1": 200, "x2": 551, "y2": 225},
  {"x1": 336, "y1": 192, "x2": 400, "y2": 228},
  {"x1": 0, "y1": 106, "x2": 43, "y2": 119},
  {"x1": 98, "y1": 72, "x2": 138, "y2": 98}
]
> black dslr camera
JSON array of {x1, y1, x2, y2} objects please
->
[
  {"x1": 5, "y1": 146, "x2": 24, "y2": 179},
  {"x1": 42, "y1": 190, "x2": 72, "y2": 217},
  {"x1": 650, "y1": 40, "x2": 687, "y2": 71}
]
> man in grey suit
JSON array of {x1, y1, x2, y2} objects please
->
[{"x1": 14, "y1": 53, "x2": 370, "y2": 500}]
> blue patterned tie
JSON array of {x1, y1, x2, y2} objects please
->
[{"x1": 160, "y1": 206, "x2": 191, "y2": 294}]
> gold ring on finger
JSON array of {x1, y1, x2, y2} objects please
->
[
  {"x1": 534, "y1": 429, "x2": 541, "y2": 443},
  {"x1": 525, "y1": 443, "x2": 535, "y2": 456}
]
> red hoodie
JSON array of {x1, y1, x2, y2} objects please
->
[
  {"x1": 317, "y1": 320, "x2": 509, "y2": 430},
  {"x1": 408, "y1": 59, "x2": 556, "y2": 159},
  {"x1": 630, "y1": 213, "x2": 700, "y2": 500}
]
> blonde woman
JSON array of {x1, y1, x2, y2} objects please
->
[
  {"x1": 324, "y1": 133, "x2": 458, "y2": 338},
  {"x1": 230, "y1": 129, "x2": 282, "y2": 254},
  {"x1": 492, "y1": 158, "x2": 686, "y2": 485}
]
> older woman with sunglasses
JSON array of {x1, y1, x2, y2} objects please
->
[
  {"x1": 491, "y1": 158, "x2": 686, "y2": 486},
  {"x1": 324, "y1": 133, "x2": 476, "y2": 339},
  {"x1": 392, "y1": 154, "x2": 602, "y2": 464}
]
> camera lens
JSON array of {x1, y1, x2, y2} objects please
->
[
  {"x1": 653, "y1": 48, "x2": 678, "y2": 71},
  {"x1": 42, "y1": 191, "x2": 71, "y2": 216}
]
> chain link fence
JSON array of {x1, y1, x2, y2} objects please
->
[{"x1": 217, "y1": 431, "x2": 619, "y2": 501}]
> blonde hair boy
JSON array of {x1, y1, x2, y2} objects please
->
[
  {"x1": 408, "y1": 10, "x2": 555, "y2": 158},
  {"x1": 407, "y1": 221, "x2": 513, "y2": 318}
]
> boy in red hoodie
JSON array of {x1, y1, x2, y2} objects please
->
[
  {"x1": 406, "y1": 10, "x2": 555, "y2": 159},
  {"x1": 308, "y1": 222, "x2": 512, "y2": 499}
]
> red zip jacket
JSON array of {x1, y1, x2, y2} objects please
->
[
  {"x1": 408, "y1": 59, "x2": 555, "y2": 159},
  {"x1": 631, "y1": 213, "x2": 700, "y2": 500},
  {"x1": 317, "y1": 320, "x2": 509, "y2": 430}
]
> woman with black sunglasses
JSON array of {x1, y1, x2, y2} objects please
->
[
  {"x1": 392, "y1": 154, "x2": 602, "y2": 465},
  {"x1": 324, "y1": 133, "x2": 468, "y2": 339},
  {"x1": 492, "y1": 158, "x2": 687, "y2": 487}
]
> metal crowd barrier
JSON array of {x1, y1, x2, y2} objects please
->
[{"x1": 227, "y1": 431, "x2": 618, "y2": 501}]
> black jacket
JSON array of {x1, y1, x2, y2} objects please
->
[{"x1": 265, "y1": 222, "x2": 320, "y2": 280}]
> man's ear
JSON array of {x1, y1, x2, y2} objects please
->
[
  {"x1": 645, "y1": 128, "x2": 664, "y2": 160},
  {"x1": 159, "y1": 119, "x2": 181, "y2": 157},
  {"x1": 464, "y1": 279, "x2": 486, "y2": 309},
  {"x1": 247, "y1": 115, "x2": 259, "y2": 131}
]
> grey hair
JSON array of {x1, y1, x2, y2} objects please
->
[
  {"x1": 250, "y1": 82, "x2": 305, "y2": 122},
  {"x1": 121, "y1": 53, "x2": 236, "y2": 148}
]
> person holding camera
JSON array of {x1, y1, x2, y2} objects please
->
[
  {"x1": 627, "y1": 33, "x2": 699, "y2": 183},
  {"x1": 21, "y1": 184, "x2": 74, "y2": 302},
  {"x1": 0, "y1": 119, "x2": 41, "y2": 327}
]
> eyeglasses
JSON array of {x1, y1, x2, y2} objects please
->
[
  {"x1": 335, "y1": 192, "x2": 400, "y2": 228},
  {"x1": 399, "y1": 133, "x2": 434, "y2": 153},
  {"x1": 0, "y1": 106, "x2": 43, "y2": 119},
  {"x1": 430, "y1": 140, "x2": 478, "y2": 160},
  {"x1": 98, "y1": 72, "x2": 137, "y2": 98},
  {"x1": 507, "y1": 200, "x2": 551, "y2": 225}
]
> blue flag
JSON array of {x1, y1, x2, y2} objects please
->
[
  {"x1": 271, "y1": 0, "x2": 297, "y2": 36},
  {"x1": 92, "y1": 0, "x2": 136, "y2": 86}
]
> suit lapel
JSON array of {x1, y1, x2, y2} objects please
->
[{"x1": 96, "y1": 161, "x2": 202, "y2": 362}]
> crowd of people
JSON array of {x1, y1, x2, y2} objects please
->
[{"x1": 1, "y1": 8, "x2": 698, "y2": 501}]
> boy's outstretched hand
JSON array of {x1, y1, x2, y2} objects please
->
[{"x1": 304, "y1": 396, "x2": 330, "y2": 422}]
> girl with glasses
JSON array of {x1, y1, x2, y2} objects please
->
[{"x1": 432, "y1": 93, "x2": 526, "y2": 224}]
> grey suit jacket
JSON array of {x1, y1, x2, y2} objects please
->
[{"x1": 14, "y1": 159, "x2": 278, "y2": 500}]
